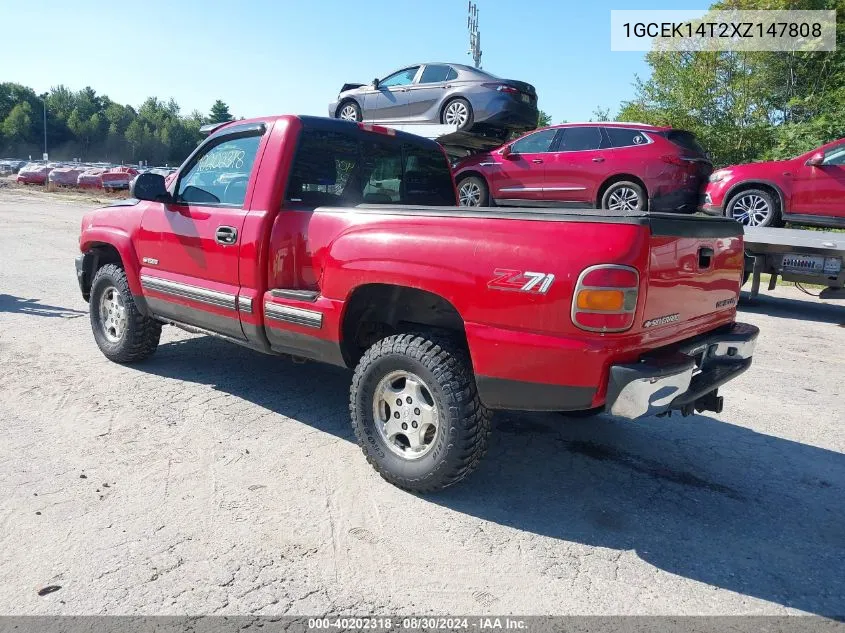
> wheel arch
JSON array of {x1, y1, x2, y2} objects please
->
[
  {"x1": 339, "y1": 283, "x2": 468, "y2": 368},
  {"x1": 596, "y1": 174, "x2": 648, "y2": 208},
  {"x1": 723, "y1": 180, "x2": 786, "y2": 214},
  {"x1": 80, "y1": 228, "x2": 147, "y2": 313},
  {"x1": 335, "y1": 98, "x2": 361, "y2": 119}
]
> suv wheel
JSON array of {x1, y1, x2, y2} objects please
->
[
  {"x1": 337, "y1": 101, "x2": 362, "y2": 122},
  {"x1": 602, "y1": 181, "x2": 646, "y2": 212},
  {"x1": 457, "y1": 176, "x2": 489, "y2": 207},
  {"x1": 726, "y1": 189, "x2": 781, "y2": 227},
  {"x1": 349, "y1": 333, "x2": 492, "y2": 493}
]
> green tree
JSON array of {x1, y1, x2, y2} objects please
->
[
  {"x1": 617, "y1": 0, "x2": 845, "y2": 166},
  {"x1": 2, "y1": 102, "x2": 33, "y2": 143},
  {"x1": 537, "y1": 110, "x2": 551, "y2": 128},
  {"x1": 208, "y1": 100, "x2": 234, "y2": 124}
]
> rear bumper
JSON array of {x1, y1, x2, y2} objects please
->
[
  {"x1": 474, "y1": 96, "x2": 538, "y2": 131},
  {"x1": 650, "y1": 187, "x2": 702, "y2": 213},
  {"x1": 605, "y1": 322, "x2": 758, "y2": 419}
]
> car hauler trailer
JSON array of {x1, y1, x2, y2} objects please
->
[{"x1": 743, "y1": 226, "x2": 845, "y2": 299}]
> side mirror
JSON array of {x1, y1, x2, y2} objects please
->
[
  {"x1": 130, "y1": 172, "x2": 171, "y2": 203},
  {"x1": 501, "y1": 145, "x2": 516, "y2": 159},
  {"x1": 805, "y1": 151, "x2": 825, "y2": 167},
  {"x1": 372, "y1": 78, "x2": 380, "y2": 89}
]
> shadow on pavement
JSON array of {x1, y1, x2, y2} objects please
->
[
  {"x1": 739, "y1": 291, "x2": 845, "y2": 326},
  {"x1": 0, "y1": 294, "x2": 87, "y2": 318},
  {"x1": 138, "y1": 335, "x2": 844, "y2": 618}
]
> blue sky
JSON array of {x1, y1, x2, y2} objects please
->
[{"x1": 4, "y1": 0, "x2": 704, "y2": 123}]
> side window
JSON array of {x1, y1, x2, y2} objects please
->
[
  {"x1": 559, "y1": 127, "x2": 602, "y2": 152},
  {"x1": 445, "y1": 67, "x2": 458, "y2": 81},
  {"x1": 511, "y1": 128, "x2": 558, "y2": 154},
  {"x1": 286, "y1": 130, "x2": 359, "y2": 206},
  {"x1": 605, "y1": 128, "x2": 650, "y2": 148},
  {"x1": 401, "y1": 145, "x2": 456, "y2": 206},
  {"x1": 380, "y1": 67, "x2": 419, "y2": 88},
  {"x1": 419, "y1": 64, "x2": 453, "y2": 84},
  {"x1": 823, "y1": 145, "x2": 845, "y2": 166},
  {"x1": 177, "y1": 134, "x2": 262, "y2": 206}
]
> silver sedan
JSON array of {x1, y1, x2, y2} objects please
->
[{"x1": 329, "y1": 63, "x2": 539, "y2": 134}]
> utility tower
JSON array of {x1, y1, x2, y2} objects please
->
[{"x1": 468, "y1": 1, "x2": 482, "y2": 68}]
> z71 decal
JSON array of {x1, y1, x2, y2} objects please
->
[{"x1": 488, "y1": 269, "x2": 555, "y2": 294}]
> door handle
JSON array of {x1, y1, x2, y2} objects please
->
[
  {"x1": 532, "y1": 159, "x2": 544, "y2": 164},
  {"x1": 592, "y1": 157, "x2": 605, "y2": 163},
  {"x1": 215, "y1": 226, "x2": 238, "y2": 245}
]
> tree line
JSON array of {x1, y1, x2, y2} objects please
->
[
  {"x1": 0, "y1": 83, "x2": 236, "y2": 166},
  {"x1": 616, "y1": 0, "x2": 844, "y2": 167}
]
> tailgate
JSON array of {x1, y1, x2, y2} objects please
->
[{"x1": 639, "y1": 214, "x2": 744, "y2": 336}]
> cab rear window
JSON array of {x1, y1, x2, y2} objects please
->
[{"x1": 286, "y1": 128, "x2": 455, "y2": 208}]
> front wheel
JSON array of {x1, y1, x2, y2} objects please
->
[
  {"x1": 726, "y1": 188, "x2": 781, "y2": 227},
  {"x1": 349, "y1": 333, "x2": 492, "y2": 493},
  {"x1": 457, "y1": 176, "x2": 489, "y2": 207},
  {"x1": 337, "y1": 101, "x2": 362, "y2": 122},
  {"x1": 90, "y1": 264, "x2": 161, "y2": 363}
]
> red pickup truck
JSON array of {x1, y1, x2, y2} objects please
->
[{"x1": 76, "y1": 115, "x2": 758, "y2": 492}]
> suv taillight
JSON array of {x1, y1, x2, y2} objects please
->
[{"x1": 571, "y1": 265, "x2": 639, "y2": 333}]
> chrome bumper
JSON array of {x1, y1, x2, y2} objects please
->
[{"x1": 605, "y1": 322, "x2": 759, "y2": 419}]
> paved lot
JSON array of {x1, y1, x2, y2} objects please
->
[{"x1": 1, "y1": 188, "x2": 843, "y2": 617}]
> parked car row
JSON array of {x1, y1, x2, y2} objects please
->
[
  {"x1": 11, "y1": 160, "x2": 175, "y2": 190},
  {"x1": 453, "y1": 123, "x2": 845, "y2": 230},
  {"x1": 0, "y1": 159, "x2": 28, "y2": 175}
]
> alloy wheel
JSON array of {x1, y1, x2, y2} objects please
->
[
  {"x1": 459, "y1": 181, "x2": 482, "y2": 206},
  {"x1": 731, "y1": 194, "x2": 772, "y2": 226},
  {"x1": 99, "y1": 286, "x2": 127, "y2": 343},
  {"x1": 444, "y1": 101, "x2": 469, "y2": 127},
  {"x1": 372, "y1": 370, "x2": 439, "y2": 460},
  {"x1": 339, "y1": 104, "x2": 359, "y2": 121},
  {"x1": 607, "y1": 186, "x2": 641, "y2": 211}
]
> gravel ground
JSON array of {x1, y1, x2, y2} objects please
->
[{"x1": 0, "y1": 189, "x2": 843, "y2": 617}]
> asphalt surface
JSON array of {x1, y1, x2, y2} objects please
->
[{"x1": 0, "y1": 187, "x2": 843, "y2": 617}]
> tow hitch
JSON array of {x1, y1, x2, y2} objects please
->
[{"x1": 659, "y1": 390, "x2": 724, "y2": 417}]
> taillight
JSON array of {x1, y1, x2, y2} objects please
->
[
  {"x1": 482, "y1": 82, "x2": 520, "y2": 95},
  {"x1": 572, "y1": 265, "x2": 639, "y2": 333},
  {"x1": 358, "y1": 122, "x2": 396, "y2": 136}
]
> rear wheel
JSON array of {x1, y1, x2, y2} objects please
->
[
  {"x1": 337, "y1": 101, "x2": 362, "y2": 122},
  {"x1": 601, "y1": 181, "x2": 646, "y2": 212},
  {"x1": 726, "y1": 188, "x2": 781, "y2": 227},
  {"x1": 457, "y1": 176, "x2": 489, "y2": 207},
  {"x1": 441, "y1": 98, "x2": 473, "y2": 130},
  {"x1": 350, "y1": 333, "x2": 492, "y2": 493}
]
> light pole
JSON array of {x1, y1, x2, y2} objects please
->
[{"x1": 38, "y1": 93, "x2": 48, "y2": 160}]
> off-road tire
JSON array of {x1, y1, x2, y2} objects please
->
[
  {"x1": 90, "y1": 264, "x2": 161, "y2": 363},
  {"x1": 350, "y1": 333, "x2": 492, "y2": 493}
]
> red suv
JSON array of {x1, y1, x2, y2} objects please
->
[
  {"x1": 701, "y1": 138, "x2": 845, "y2": 228},
  {"x1": 453, "y1": 123, "x2": 712, "y2": 212}
]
